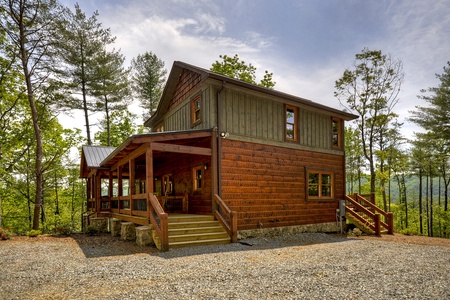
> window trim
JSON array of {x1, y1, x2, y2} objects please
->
[
  {"x1": 332, "y1": 117, "x2": 342, "y2": 149},
  {"x1": 190, "y1": 94, "x2": 202, "y2": 127},
  {"x1": 285, "y1": 104, "x2": 299, "y2": 142},
  {"x1": 192, "y1": 166, "x2": 203, "y2": 191},
  {"x1": 306, "y1": 169, "x2": 335, "y2": 201}
]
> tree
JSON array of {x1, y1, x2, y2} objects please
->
[
  {"x1": 90, "y1": 49, "x2": 131, "y2": 146},
  {"x1": 344, "y1": 126, "x2": 364, "y2": 194},
  {"x1": 211, "y1": 54, "x2": 276, "y2": 89},
  {"x1": 94, "y1": 110, "x2": 142, "y2": 147},
  {"x1": 335, "y1": 48, "x2": 404, "y2": 195},
  {"x1": 54, "y1": 3, "x2": 115, "y2": 145},
  {"x1": 409, "y1": 62, "x2": 450, "y2": 237},
  {"x1": 1, "y1": 0, "x2": 62, "y2": 230},
  {"x1": 130, "y1": 51, "x2": 167, "y2": 121}
]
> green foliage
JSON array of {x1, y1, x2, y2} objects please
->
[
  {"x1": 0, "y1": 227, "x2": 13, "y2": 240},
  {"x1": 211, "y1": 54, "x2": 276, "y2": 89},
  {"x1": 94, "y1": 110, "x2": 140, "y2": 146},
  {"x1": 26, "y1": 229, "x2": 42, "y2": 237},
  {"x1": 54, "y1": 3, "x2": 116, "y2": 145},
  {"x1": 55, "y1": 223, "x2": 74, "y2": 236},
  {"x1": 86, "y1": 225, "x2": 100, "y2": 236},
  {"x1": 399, "y1": 227, "x2": 420, "y2": 236},
  {"x1": 336, "y1": 48, "x2": 404, "y2": 194},
  {"x1": 409, "y1": 62, "x2": 450, "y2": 142},
  {"x1": 131, "y1": 51, "x2": 167, "y2": 121}
]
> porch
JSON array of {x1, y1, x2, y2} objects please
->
[{"x1": 80, "y1": 129, "x2": 238, "y2": 251}]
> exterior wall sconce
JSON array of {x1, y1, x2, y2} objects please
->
[
  {"x1": 220, "y1": 132, "x2": 229, "y2": 138},
  {"x1": 204, "y1": 163, "x2": 208, "y2": 170}
]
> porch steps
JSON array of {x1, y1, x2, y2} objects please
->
[
  {"x1": 153, "y1": 214, "x2": 231, "y2": 250},
  {"x1": 345, "y1": 212, "x2": 375, "y2": 234},
  {"x1": 346, "y1": 210, "x2": 389, "y2": 235}
]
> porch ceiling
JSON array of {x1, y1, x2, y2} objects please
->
[{"x1": 100, "y1": 129, "x2": 215, "y2": 169}]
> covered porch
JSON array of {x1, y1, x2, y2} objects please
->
[{"x1": 80, "y1": 129, "x2": 237, "y2": 251}]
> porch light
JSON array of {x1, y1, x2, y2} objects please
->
[{"x1": 204, "y1": 163, "x2": 208, "y2": 170}]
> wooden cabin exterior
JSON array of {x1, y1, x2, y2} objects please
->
[{"x1": 80, "y1": 61, "x2": 359, "y2": 250}]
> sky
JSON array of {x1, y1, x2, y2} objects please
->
[{"x1": 59, "y1": 0, "x2": 450, "y2": 141}]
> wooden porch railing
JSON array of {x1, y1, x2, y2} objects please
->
[
  {"x1": 147, "y1": 193, "x2": 169, "y2": 251},
  {"x1": 345, "y1": 194, "x2": 394, "y2": 235},
  {"x1": 213, "y1": 194, "x2": 237, "y2": 243}
]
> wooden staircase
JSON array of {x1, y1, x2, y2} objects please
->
[
  {"x1": 152, "y1": 214, "x2": 231, "y2": 250},
  {"x1": 345, "y1": 194, "x2": 394, "y2": 235}
]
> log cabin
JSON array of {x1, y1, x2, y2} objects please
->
[{"x1": 80, "y1": 61, "x2": 362, "y2": 251}]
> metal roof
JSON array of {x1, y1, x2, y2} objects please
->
[{"x1": 82, "y1": 145, "x2": 116, "y2": 168}]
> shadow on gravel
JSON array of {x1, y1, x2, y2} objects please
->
[
  {"x1": 69, "y1": 232, "x2": 360, "y2": 259},
  {"x1": 70, "y1": 233, "x2": 159, "y2": 258},
  {"x1": 158, "y1": 233, "x2": 360, "y2": 259}
]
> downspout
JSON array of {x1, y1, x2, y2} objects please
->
[{"x1": 216, "y1": 81, "x2": 226, "y2": 197}]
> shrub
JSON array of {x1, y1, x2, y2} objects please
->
[
  {"x1": 55, "y1": 225, "x2": 73, "y2": 236},
  {"x1": 86, "y1": 225, "x2": 99, "y2": 236},
  {"x1": 26, "y1": 230, "x2": 42, "y2": 237},
  {"x1": 0, "y1": 227, "x2": 13, "y2": 240},
  {"x1": 352, "y1": 228, "x2": 362, "y2": 236},
  {"x1": 399, "y1": 227, "x2": 419, "y2": 236}
]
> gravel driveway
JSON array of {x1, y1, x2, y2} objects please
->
[{"x1": 1, "y1": 233, "x2": 449, "y2": 299}]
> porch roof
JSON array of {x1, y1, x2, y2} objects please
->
[
  {"x1": 99, "y1": 128, "x2": 215, "y2": 169},
  {"x1": 80, "y1": 145, "x2": 116, "y2": 178}
]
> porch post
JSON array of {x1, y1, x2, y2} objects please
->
[
  {"x1": 118, "y1": 166, "x2": 123, "y2": 212},
  {"x1": 108, "y1": 171, "x2": 113, "y2": 197},
  {"x1": 211, "y1": 129, "x2": 218, "y2": 214},
  {"x1": 95, "y1": 172, "x2": 101, "y2": 213},
  {"x1": 118, "y1": 166, "x2": 123, "y2": 196},
  {"x1": 129, "y1": 158, "x2": 135, "y2": 216},
  {"x1": 145, "y1": 143, "x2": 154, "y2": 195}
]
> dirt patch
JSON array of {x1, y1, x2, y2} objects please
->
[
  {"x1": 355, "y1": 233, "x2": 450, "y2": 248},
  {"x1": 5, "y1": 233, "x2": 158, "y2": 258}
]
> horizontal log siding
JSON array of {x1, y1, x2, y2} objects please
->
[{"x1": 220, "y1": 139, "x2": 344, "y2": 230}]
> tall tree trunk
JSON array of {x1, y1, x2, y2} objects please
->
[
  {"x1": 19, "y1": 39, "x2": 43, "y2": 231},
  {"x1": 104, "y1": 95, "x2": 111, "y2": 146},
  {"x1": 419, "y1": 169, "x2": 423, "y2": 235},
  {"x1": 426, "y1": 174, "x2": 429, "y2": 236},
  {"x1": 401, "y1": 174, "x2": 408, "y2": 228},
  {"x1": 80, "y1": 43, "x2": 92, "y2": 145},
  {"x1": 429, "y1": 164, "x2": 433, "y2": 237}
]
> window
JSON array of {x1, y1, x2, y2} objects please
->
[
  {"x1": 191, "y1": 95, "x2": 202, "y2": 126},
  {"x1": 332, "y1": 117, "x2": 342, "y2": 148},
  {"x1": 285, "y1": 105, "x2": 298, "y2": 141},
  {"x1": 193, "y1": 166, "x2": 203, "y2": 190},
  {"x1": 307, "y1": 170, "x2": 334, "y2": 200}
]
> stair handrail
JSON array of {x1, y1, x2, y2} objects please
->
[
  {"x1": 147, "y1": 192, "x2": 169, "y2": 251},
  {"x1": 345, "y1": 195, "x2": 380, "y2": 234},
  {"x1": 213, "y1": 193, "x2": 237, "y2": 243},
  {"x1": 353, "y1": 194, "x2": 394, "y2": 234}
]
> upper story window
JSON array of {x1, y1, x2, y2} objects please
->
[
  {"x1": 307, "y1": 170, "x2": 334, "y2": 200},
  {"x1": 191, "y1": 95, "x2": 202, "y2": 126},
  {"x1": 285, "y1": 105, "x2": 298, "y2": 141},
  {"x1": 332, "y1": 117, "x2": 342, "y2": 148}
]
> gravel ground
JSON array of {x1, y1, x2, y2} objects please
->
[{"x1": 1, "y1": 233, "x2": 449, "y2": 300}]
